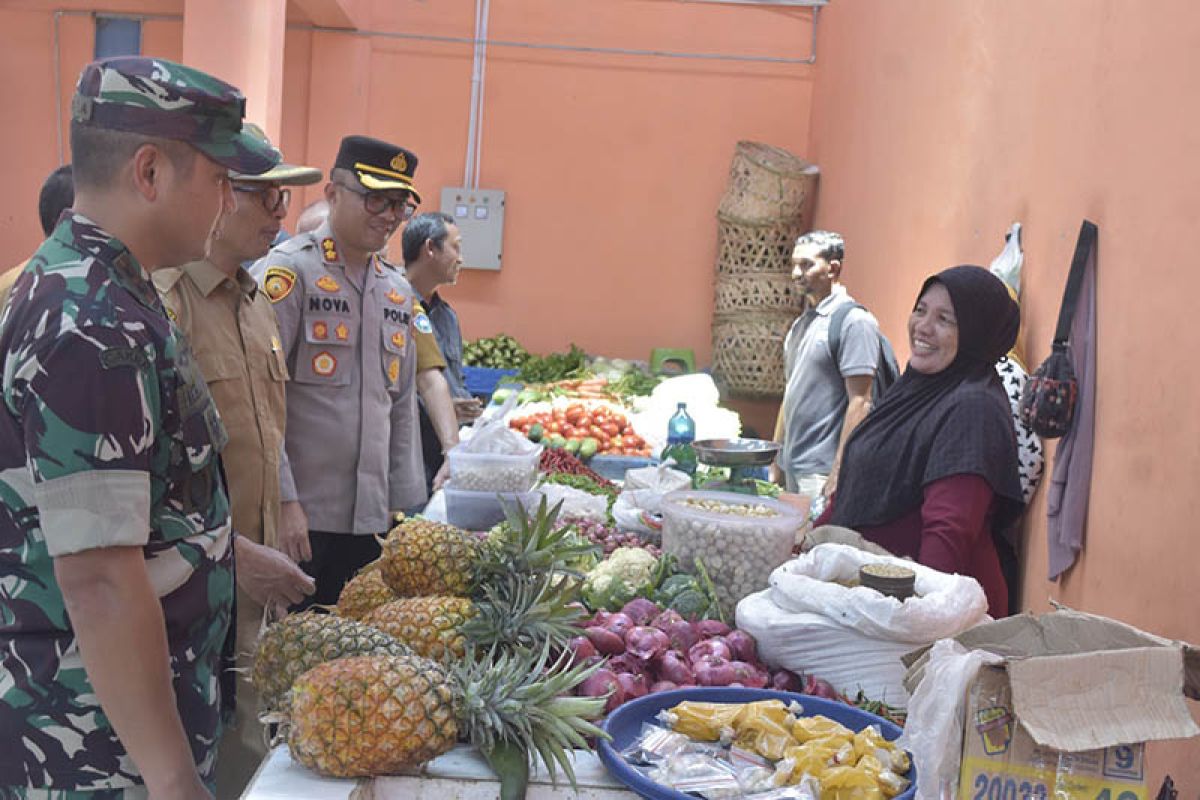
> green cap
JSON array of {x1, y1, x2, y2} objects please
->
[
  {"x1": 72, "y1": 56, "x2": 280, "y2": 176},
  {"x1": 230, "y1": 124, "x2": 322, "y2": 186}
]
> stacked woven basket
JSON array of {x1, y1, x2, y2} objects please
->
[{"x1": 711, "y1": 141, "x2": 820, "y2": 397}]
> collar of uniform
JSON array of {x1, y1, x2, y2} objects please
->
[
  {"x1": 55, "y1": 212, "x2": 158, "y2": 308},
  {"x1": 425, "y1": 290, "x2": 447, "y2": 311},
  {"x1": 179, "y1": 258, "x2": 257, "y2": 299},
  {"x1": 813, "y1": 284, "x2": 850, "y2": 317}
]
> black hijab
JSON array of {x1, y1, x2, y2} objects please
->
[{"x1": 829, "y1": 265, "x2": 1025, "y2": 535}]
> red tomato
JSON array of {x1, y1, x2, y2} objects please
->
[{"x1": 600, "y1": 422, "x2": 619, "y2": 437}]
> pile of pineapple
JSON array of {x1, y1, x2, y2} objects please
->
[{"x1": 251, "y1": 500, "x2": 607, "y2": 796}]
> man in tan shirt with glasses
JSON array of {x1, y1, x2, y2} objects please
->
[{"x1": 153, "y1": 124, "x2": 317, "y2": 798}]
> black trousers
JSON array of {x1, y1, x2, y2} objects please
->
[{"x1": 292, "y1": 530, "x2": 382, "y2": 611}]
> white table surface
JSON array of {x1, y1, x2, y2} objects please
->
[{"x1": 241, "y1": 744, "x2": 640, "y2": 799}]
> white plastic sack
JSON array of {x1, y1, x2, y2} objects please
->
[
  {"x1": 735, "y1": 544, "x2": 989, "y2": 709},
  {"x1": 630, "y1": 374, "x2": 741, "y2": 454},
  {"x1": 766, "y1": 544, "x2": 987, "y2": 643},
  {"x1": 528, "y1": 484, "x2": 608, "y2": 523},
  {"x1": 988, "y1": 222, "x2": 1023, "y2": 296},
  {"x1": 458, "y1": 418, "x2": 539, "y2": 455},
  {"x1": 624, "y1": 463, "x2": 691, "y2": 493},
  {"x1": 898, "y1": 640, "x2": 1003, "y2": 800}
]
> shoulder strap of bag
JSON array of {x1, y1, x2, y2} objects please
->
[
  {"x1": 828, "y1": 302, "x2": 863, "y2": 363},
  {"x1": 1053, "y1": 220, "x2": 1099, "y2": 345}
]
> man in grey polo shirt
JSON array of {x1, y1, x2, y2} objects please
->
[{"x1": 773, "y1": 230, "x2": 882, "y2": 502}]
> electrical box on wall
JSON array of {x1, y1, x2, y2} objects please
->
[{"x1": 440, "y1": 188, "x2": 505, "y2": 270}]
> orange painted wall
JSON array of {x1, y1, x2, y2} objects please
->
[{"x1": 806, "y1": 0, "x2": 1200, "y2": 787}]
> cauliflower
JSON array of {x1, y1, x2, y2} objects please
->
[{"x1": 581, "y1": 546, "x2": 659, "y2": 611}]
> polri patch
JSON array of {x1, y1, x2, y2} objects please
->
[
  {"x1": 391, "y1": 330, "x2": 406, "y2": 349},
  {"x1": 386, "y1": 288, "x2": 405, "y2": 305},
  {"x1": 263, "y1": 266, "x2": 297, "y2": 303},
  {"x1": 335, "y1": 322, "x2": 350, "y2": 341},
  {"x1": 99, "y1": 347, "x2": 150, "y2": 371},
  {"x1": 312, "y1": 321, "x2": 329, "y2": 340},
  {"x1": 387, "y1": 357, "x2": 401, "y2": 384},
  {"x1": 414, "y1": 312, "x2": 433, "y2": 334},
  {"x1": 315, "y1": 275, "x2": 340, "y2": 293}
]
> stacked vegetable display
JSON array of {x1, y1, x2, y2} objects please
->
[
  {"x1": 511, "y1": 402, "x2": 653, "y2": 457},
  {"x1": 463, "y1": 333, "x2": 530, "y2": 370}
]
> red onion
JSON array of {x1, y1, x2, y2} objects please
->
[
  {"x1": 568, "y1": 636, "x2": 597, "y2": 661},
  {"x1": 604, "y1": 612, "x2": 635, "y2": 639},
  {"x1": 649, "y1": 680, "x2": 679, "y2": 694},
  {"x1": 626, "y1": 626, "x2": 670, "y2": 662},
  {"x1": 693, "y1": 656, "x2": 737, "y2": 686},
  {"x1": 665, "y1": 620, "x2": 700, "y2": 653},
  {"x1": 607, "y1": 653, "x2": 645, "y2": 676},
  {"x1": 729, "y1": 661, "x2": 769, "y2": 689},
  {"x1": 621, "y1": 598, "x2": 661, "y2": 627},
  {"x1": 803, "y1": 674, "x2": 840, "y2": 700},
  {"x1": 616, "y1": 672, "x2": 648, "y2": 701},
  {"x1": 725, "y1": 630, "x2": 758, "y2": 663},
  {"x1": 589, "y1": 610, "x2": 613, "y2": 628},
  {"x1": 770, "y1": 669, "x2": 804, "y2": 692},
  {"x1": 578, "y1": 668, "x2": 621, "y2": 711},
  {"x1": 583, "y1": 626, "x2": 625, "y2": 656},
  {"x1": 652, "y1": 651, "x2": 695, "y2": 686},
  {"x1": 650, "y1": 609, "x2": 685, "y2": 632},
  {"x1": 695, "y1": 619, "x2": 731, "y2": 638},
  {"x1": 688, "y1": 638, "x2": 732, "y2": 665}
]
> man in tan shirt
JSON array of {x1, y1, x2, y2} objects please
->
[{"x1": 154, "y1": 125, "x2": 317, "y2": 798}]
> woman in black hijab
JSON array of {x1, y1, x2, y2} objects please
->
[{"x1": 816, "y1": 265, "x2": 1025, "y2": 616}]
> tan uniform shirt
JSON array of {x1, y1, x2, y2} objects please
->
[
  {"x1": 250, "y1": 221, "x2": 426, "y2": 534},
  {"x1": 0, "y1": 260, "x2": 27, "y2": 317},
  {"x1": 413, "y1": 300, "x2": 447, "y2": 371},
  {"x1": 153, "y1": 260, "x2": 289, "y2": 547}
]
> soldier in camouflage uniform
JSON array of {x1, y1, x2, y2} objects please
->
[{"x1": 0, "y1": 57, "x2": 278, "y2": 799}]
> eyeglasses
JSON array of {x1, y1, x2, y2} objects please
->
[
  {"x1": 232, "y1": 184, "x2": 291, "y2": 214},
  {"x1": 336, "y1": 181, "x2": 418, "y2": 220}
]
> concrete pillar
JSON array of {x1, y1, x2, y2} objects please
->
[{"x1": 182, "y1": 0, "x2": 287, "y2": 141}]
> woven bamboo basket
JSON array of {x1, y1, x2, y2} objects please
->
[
  {"x1": 710, "y1": 311, "x2": 796, "y2": 397},
  {"x1": 716, "y1": 213, "x2": 808, "y2": 277},
  {"x1": 713, "y1": 273, "x2": 806, "y2": 316},
  {"x1": 718, "y1": 141, "x2": 820, "y2": 224}
]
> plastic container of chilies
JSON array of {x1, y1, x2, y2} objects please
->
[{"x1": 660, "y1": 490, "x2": 803, "y2": 618}]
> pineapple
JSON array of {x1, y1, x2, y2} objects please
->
[
  {"x1": 380, "y1": 517, "x2": 480, "y2": 596},
  {"x1": 250, "y1": 611, "x2": 411, "y2": 711},
  {"x1": 287, "y1": 643, "x2": 608, "y2": 798},
  {"x1": 380, "y1": 498, "x2": 598, "y2": 600},
  {"x1": 363, "y1": 596, "x2": 477, "y2": 660},
  {"x1": 336, "y1": 567, "x2": 397, "y2": 620}
]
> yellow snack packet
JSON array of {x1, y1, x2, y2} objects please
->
[
  {"x1": 820, "y1": 765, "x2": 886, "y2": 800},
  {"x1": 780, "y1": 738, "x2": 843, "y2": 783},
  {"x1": 791, "y1": 715, "x2": 854, "y2": 744},
  {"x1": 661, "y1": 701, "x2": 742, "y2": 742}
]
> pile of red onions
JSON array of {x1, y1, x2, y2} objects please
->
[
  {"x1": 567, "y1": 597, "x2": 837, "y2": 714},
  {"x1": 566, "y1": 517, "x2": 661, "y2": 558}
]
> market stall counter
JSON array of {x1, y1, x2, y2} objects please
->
[{"x1": 242, "y1": 744, "x2": 639, "y2": 799}]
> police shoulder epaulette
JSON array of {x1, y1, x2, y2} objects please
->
[{"x1": 273, "y1": 232, "x2": 317, "y2": 256}]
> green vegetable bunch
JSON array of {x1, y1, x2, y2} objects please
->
[
  {"x1": 650, "y1": 554, "x2": 724, "y2": 622},
  {"x1": 607, "y1": 369, "x2": 662, "y2": 400},
  {"x1": 464, "y1": 333, "x2": 530, "y2": 369},
  {"x1": 517, "y1": 344, "x2": 590, "y2": 384}
]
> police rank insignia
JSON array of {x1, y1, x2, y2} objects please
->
[
  {"x1": 335, "y1": 322, "x2": 350, "y2": 341},
  {"x1": 386, "y1": 288, "x2": 405, "y2": 305},
  {"x1": 321, "y1": 237, "x2": 339, "y2": 263},
  {"x1": 312, "y1": 321, "x2": 329, "y2": 340},
  {"x1": 414, "y1": 312, "x2": 434, "y2": 334},
  {"x1": 312, "y1": 351, "x2": 337, "y2": 377},
  {"x1": 315, "y1": 275, "x2": 340, "y2": 293},
  {"x1": 388, "y1": 357, "x2": 401, "y2": 384},
  {"x1": 390, "y1": 152, "x2": 408, "y2": 173},
  {"x1": 263, "y1": 266, "x2": 297, "y2": 303},
  {"x1": 391, "y1": 330, "x2": 406, "y2": 349}
]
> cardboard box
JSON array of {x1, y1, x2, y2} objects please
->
[{"x1": 904, "y1": 609, "x2": 1200, "y2": 800}]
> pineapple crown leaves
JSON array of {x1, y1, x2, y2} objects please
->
[
  {"x1": 451, "y1": 642, "x2": 609, "y2": 790},
  {"x1": 462, "y1": 571, "x2": 586, "y2": 652},
  {"x1": 479, "y1": 496, "x2": 599, "y2": 580}
]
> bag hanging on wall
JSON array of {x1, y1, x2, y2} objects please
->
[{"x1": 1018, "y1": 220, "x2": 1098, "y2": 438}]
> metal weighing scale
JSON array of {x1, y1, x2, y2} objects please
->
[{"x1": 691, "y1": 438, "x2": 780, "y2": 495}]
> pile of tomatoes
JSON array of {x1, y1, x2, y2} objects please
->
[{"x1": 509, "y1": 403, "x2": 654, "y2": 457}]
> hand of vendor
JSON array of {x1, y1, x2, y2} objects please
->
[
  {"x1": 453, "y1": 396, "x2": 483, "y2": 422},
  {"x1": 233, "y1": 535, "x2": 316, "y2": 612},
  {"x1": 278, "y1": 500, "x2": 312, "y2": 564},
  {"x1": 432, "y1": 461, "x2": 451, "y2": 492}
]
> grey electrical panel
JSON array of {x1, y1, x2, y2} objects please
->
[{"x1": 440, "y1": 187, "x2": 505, "y2": 270}]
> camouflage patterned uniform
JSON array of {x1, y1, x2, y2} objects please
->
[{"x1": 0, "y1": 56, "x2": 277, "y2": 798}]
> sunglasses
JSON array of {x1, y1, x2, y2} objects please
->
[
  {"x1": 336, "y1": 181, "x2": 418, "y2": 220},
  {"x1": 232, "y1": 184, "x2": 291, "y2": 214}
]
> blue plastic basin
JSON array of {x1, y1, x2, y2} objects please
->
[{"x1": 597, "y1": 686, "x2": 914, "y2": 800}]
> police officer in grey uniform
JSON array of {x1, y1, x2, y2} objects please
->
[{"x1": 251, "y1": 135, "x2": 426, "y2": 606}]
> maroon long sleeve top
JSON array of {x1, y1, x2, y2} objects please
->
[{"x1": 816, "y1": 473, "x2": 1007, "y2": 617}]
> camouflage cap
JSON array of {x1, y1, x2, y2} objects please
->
[
  {"x1": 72, "y1": 56, "x2": 280, "y2": 176},
  {"x1": 230, "y1": 124, "x2": 322, "y2": 186}
]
